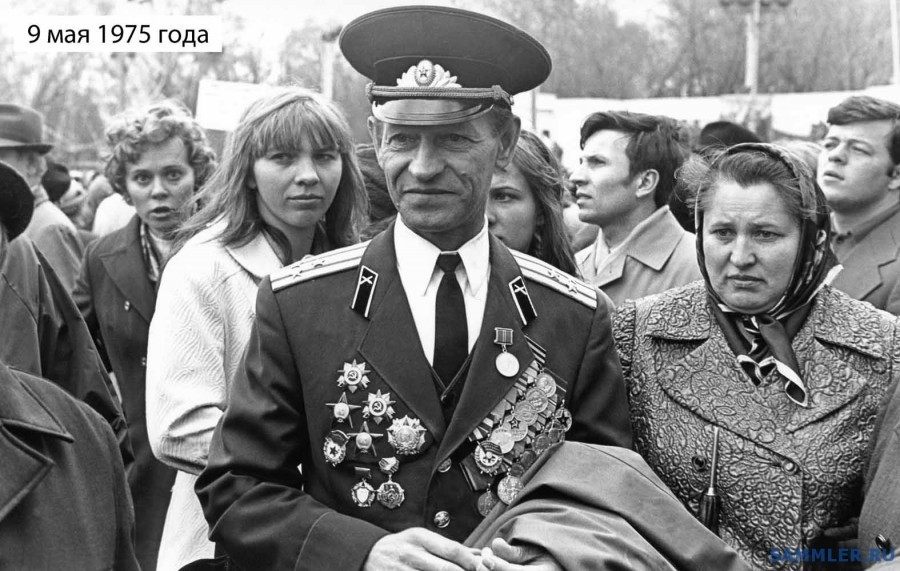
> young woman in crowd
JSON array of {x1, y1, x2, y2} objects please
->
[
  {"x1": 488, "y1": 129, "x2": 579, "y2": 275},
  {"x1": 614, "y1": 143, "x2": 899, "y2": 570},
  {"x1": 145, "y1": 87, "x2": 367, "y2": 570},
  {"x1": 72, "y1": 101, "x2": 216, "y2": 571}
]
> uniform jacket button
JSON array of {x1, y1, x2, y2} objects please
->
[
  {"x1": 876, "y1": 534, "x2": 892, "y2": 551},
  {"x1": 141, "y1": 357, "x2": 147, "y2": 367},
  {"x1": 781, "y1": 460, "x2": 799, "y2": 475},
  {"x1": 124, "y1": 300, "x2": 131, "y2": 311},
  {"x1": 437, "y1": 459, "x2": 452, "y2": 473},
  {"x1": 433, "y1": 511, "x2": 450, "y2": 529}
]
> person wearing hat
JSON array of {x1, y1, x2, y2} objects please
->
[
  {"x1": 0, "y1": 165, "x2": 138, "y2": 568},
  {"x1": 197, "y1": 6, "x2": 631, "y2": 571},
  {"x1": 0, "y1": 103, "x2": 86, "y2": 292}
]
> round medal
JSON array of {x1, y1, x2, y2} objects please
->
[
  {"x1": 474, "y1": 441, "x2": 503, "y2": 475},
  {"x1": 525, "y1": 388, "x2": 549, "y2": 413},
  {"x1": 376, "y1": 479, "x2": 405, "y2": 509},
  {"x1": 489, "y1": 426, "x2": 515, "y2": 454},
  {"x1": 495, "y1": 352, "x2": 520, "y2": 378},
  {"x1": 535, "y1": 372, "x2": 557, "y2": 397},
  {"x1": 497, "y1": 474, "x2": 523, "y2": 505},
  {"x1": 333, "y1": 402, "x2": 350, "y2": 420},
  {"x1": 508, "y1": 463, "x2": 526, "y2": 478},
  {"x1": 505, "y1": 421, "x2": 528, "y2": 442},
  {"x1": 477, "y1": 491, "x2": 499, "y2": 517},
  {"x1": 356, "y1": 432, "x2": 373, "y2": 452},
  {"x1": 513, "y1": 401, "x2": 538, "y2": 425},
  {"x1": 547, "y1": 420, "x2": 565, "y2": 443},
  {"x1": 555, "y1": 407, "x2": 573, "y2": 431},
  {"x1": 533, "y1": 433, "x2": 552, "y2": 454},
  {"x1": 519, "y1": 450, "x2": 537, "y2": 470},
  {"x1": 351, "y1": 479, "x2": 375, "y2": 508}
]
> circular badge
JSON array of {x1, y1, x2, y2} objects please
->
[
  {"x1": 376, "y1": 480, "x2": 405, "y2": 510},
  {"x1": 414, "y1": 59, "x2": 435, "y2": 86},
  {"x1": 525, "y1": 388, "x2": 549, "y2": 413},
  {"x1": 505, "y1": 421, "x2": 528, "y2": 442},
  {"x1": 497, "y1": 474, "x2": 524, "y2": 505},
  {"x1": 513, "y1": 401, "x2": 538, "y2": 425},
  {"x1": 533, "y1": 433, "x2": 552, "y2": 454},
  {"x1": 474, "y1": 441, "x2": 503, "y2": 475},
  {"x1": 508, "y1": 463, "x2": 526, "y2": 478},
  {"x1": 351, "y1": 480, "x2": 375, "y2": 508},
  {"x1": 344, "y1": 369, "x2": 360, "y2": 386},
  {"x1": 535, "y1": 372, "x2": 557, "y2": 397},
  {"x1": 477, "y1": 490, "x2": 499, "y2": 517},
  {"x1": 495, "y1": 352, "x2": 520, "y2": 378},
  {"x1": 555, "y1": 407, "x2": 573, "y2": 432},
  {"x1": 489, "y1": 426, "x2": 515, "y2": 454},
  {"x1": 519, "y1": 450, "x2": 537, "y2": 470},
  {"x1": 323, "y1": 437, "x2": 346, "y2": 467},
  {"x1": 368, "y1": 399, "x2": 386, "y2": 416},
  {"x1": 333, "y1": 402, "x2": 350, "y2": 420}
]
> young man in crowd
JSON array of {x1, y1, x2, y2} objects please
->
[
  {"x1": 818, "y1": 95, "x2": 900, "y2": 315},
  {"x1": 571, "y1": 111, "x2": 700, "y2": 306}
]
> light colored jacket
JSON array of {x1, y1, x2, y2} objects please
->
[
  {"x1": 576, "y1": 206, "x2": 700, "y2": 307},
  {"x1": 146, "y1": 222, "x2": 282, "y2": 571},
  {"x1": 614, "y1": 282, "x2": 899, "y2": 570},
  {"x1": 23, "y1": 186, "x2": 85, "y2": 293}
]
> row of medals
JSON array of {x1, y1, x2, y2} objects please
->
[
  {"x1": 471, "y1": 366, "x2": 572, "y2": 517},
  {"x1": 322, "y1": 360, "x2": 423, "y2": 510}
]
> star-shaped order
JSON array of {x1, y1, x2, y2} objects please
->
[
  {"x1": 337, "y1": 359, "x2": 371, "y2": 393},
  {"x1": 325, "y1": 392, "x2": 361, "y2": 427},
  {"x1": 363, "y1": 390, "x2": 396, "y2": 424},
  {"x1": 350, "y1": 421, "x2": 384, "y2": 457}
]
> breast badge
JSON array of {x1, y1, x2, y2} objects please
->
[
  {"x1": 337, "y1": 359, "x2": 371, "y2": 393},
  {"x1": 363, "y1": 390, "x2": 396, "y2": 424},
  {"x1": 387, "y1": 416, "x2": 427, "y2": 455}
]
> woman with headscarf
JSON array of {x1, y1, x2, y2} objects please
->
[{"x1": 613, "y1": 143, "x2": 900, "y2": 569}]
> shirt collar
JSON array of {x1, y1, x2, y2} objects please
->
[
  {"x1": 831, "y1": 201, "x2": 900, "y2": 245},
  {"x1": 394, "y1": 215, "x2": 491, "y2": 297}
]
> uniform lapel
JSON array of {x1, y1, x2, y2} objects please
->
[
  {"x1": 356, "y1": 227, "x2": 446, "y2": 440},
  {"x1": 436, "y1": 237, "x2": 534, "y2": 463},
  {"x1": 98, "y1": 217, "x2": 155, "y2": 323}
]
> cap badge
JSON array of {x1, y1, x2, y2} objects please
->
[{"x1": 398, "y1": 59, "x2": 461, "y2": 89}]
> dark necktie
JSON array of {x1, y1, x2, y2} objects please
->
[{"x1": 433, "y1": 252, "x2": 468, "y2": 385}]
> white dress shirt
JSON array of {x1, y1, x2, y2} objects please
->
[{"x1": 394, "y1": 216, "x2": 490, "y2": 364}]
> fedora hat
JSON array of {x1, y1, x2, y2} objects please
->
[
  {"x1": 340, "y1": 6, "x2": 551, "y2": 126},
  {"x1": 0, "y1": 160, "x2": 35, "y2": 240},
  {"x1": 0, "y1": 104, "x2": 53, "y2": 154}
]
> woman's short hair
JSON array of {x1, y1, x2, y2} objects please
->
[
  {"x1": 177, "y1": 87, "x2": 368, "y2": 259},
  {"x1": 679, "y1": 145, "x2": 822, "y2": 228},
  {"x1": 104, "y1": 100, "x2": 216, "y2": 196},
  {"x1": 503, "y1": 130, "x2": 578, "y2": 276}
]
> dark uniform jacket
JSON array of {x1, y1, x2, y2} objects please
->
[
  {"x1": 0, "y1": 235, "x2": 132, "y2": 465},
  {"x1": 197, "y1": 227, "x2": 632, "y2": 571},
  {"x1": 73, "y1": 215, "x2": 176, "y2": 571},
  {"x1": 0, "y1": 360, "x2": 139, "y2": 570}
]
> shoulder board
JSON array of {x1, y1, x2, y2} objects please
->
[
  {"x1": 511, "y1": 251, "x2": 597, "y2": 310},
  {"x1": 271, "y1": 241, "x2": 369, "y2": 292}
]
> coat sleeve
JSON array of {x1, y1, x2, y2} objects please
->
[
  {"x1": 30, "y1": 223, "x2": 84, "y2": 294},
  {"x1": 568, "y1": 290, "x2": 633, "y2": 449},
  {"x1": 196, "y1": 279, "x2": 389, "y2": 571},
  {"x1": 146, "y1": 248, "x2": 227, "y2": 475}
]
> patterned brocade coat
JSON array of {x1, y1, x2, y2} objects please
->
[{"x1": 613, "y1": 281, "x2": 900, "y2": 570}]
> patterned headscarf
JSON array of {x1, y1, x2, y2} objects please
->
[{"x1": 695, "y1": 143, "x2": 839, "y2": 407}]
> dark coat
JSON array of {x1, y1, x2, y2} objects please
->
[
  {"x1": 0, "y1": 360, "x2": 139, "y2": 570},
  {"x1": 466, "y1": 442, "x2": 750, "y2": 571},
  {"x1": 73, "y1": 215, "x2": 176, "y2": 571},
  {"x1": 0, "y1": 235, "x2": 132, "y2": 465},
  {"x1": 197, "y1": 228, "x2": 632, "y2": 571},
  {"x1": 614, "y1": 282, "x2": 900, "y2": 570}
]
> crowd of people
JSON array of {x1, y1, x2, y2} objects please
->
[{"x1": 1, "y1": 5, "x2": 899, "y2": 571}]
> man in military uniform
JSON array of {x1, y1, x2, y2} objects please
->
[{"x1": 197, "y1": 7, "x2": 631, "y2": 571}]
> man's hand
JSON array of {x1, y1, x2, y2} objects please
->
[
  {"x1": 476, "y1": 538, "x2": 562, "y2": 571},
  {"x1": 363, "y1": 527, "x2": 482, "y2": 571}
]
